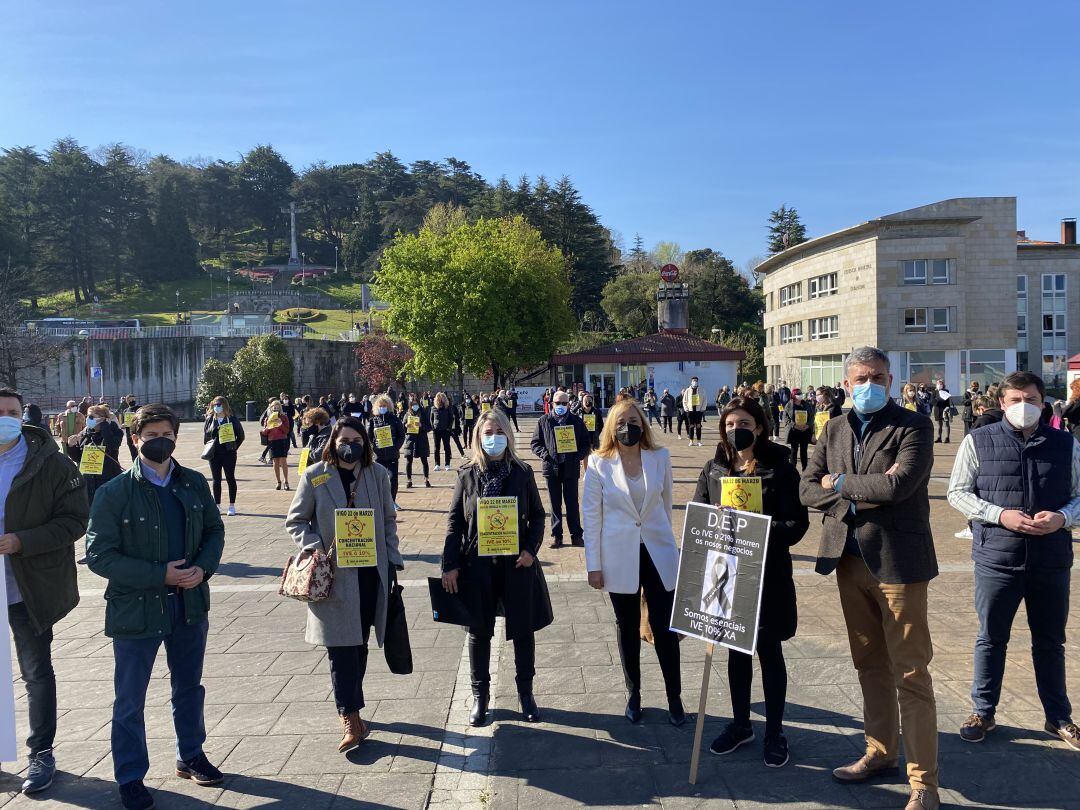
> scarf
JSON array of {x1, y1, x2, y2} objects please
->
[{"x1": 480, "y1": 459, "x2": 512, "y2": 497}]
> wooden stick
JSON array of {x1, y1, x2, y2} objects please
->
[{"x1": 688, "y1": 642, "x2": 715, "y2": 785}]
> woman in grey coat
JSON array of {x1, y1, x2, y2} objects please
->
[{"x1": 286, "y1": 416, "x2": 404, "y2": 753}]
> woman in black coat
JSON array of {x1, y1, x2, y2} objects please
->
[
  {"x1": 579, "y1": 393, "x2": 604, "y2": 453},
  {"x1": 430, "y1": 392, "x2": 455, "y2": 471},
  {"x1": 693, "y1": 395, "x2": 809, "y2": 768},
  {"x1": 367, "y1": 393, "x2": 406, "y2": 507},
  {"x1": 68, "y1": 406, "x2": 124, "y2": 503},
  {"x1": 461, "y1": 395, "x2": 479, "y2": 449},
  {"x1": 403, "y1": 392, "x2": 432, "y2": 488},
  {"x1": 203, "y1": 396, "x2": 246, "y2": 516},
  {"x1": 441, "y1": 409, "x2": 552, "y2": 727}
]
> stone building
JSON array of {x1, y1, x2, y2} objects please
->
[{"x1": 758, "y1": 197, "x2": 1080, "y2": 394}]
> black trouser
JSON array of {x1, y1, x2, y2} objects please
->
[
  {"x1": 124, "y1": 430, "x2": 137, "y2": 462},
  {"x1": 326, "y1": 567, "x2": 380, "y2": 714},
  {"x1": 789, "y1": 430, "x2": 810, "y2": 470},
  {"x1": 646, "y1": 408, "x2": 657, "y2": 425},
  {"x1": 508, "y1": 411, "x2": 519, "y2": 431},
  {"x1": 662, "y1": 415, "x2": 673, "y2": 433},
  {"x1": 728, "y1": 632, "x2": 787, "y2": 737},
  {"x1": 935, "y1": 412, "x2": 951, "y2": 441},
  {"x1": 376, "y1": 456, "x2": 400, "y2": 500},
  {"x1": 208, "y1": 452, "x2": 238, "y2": 504},
  {"x1": 676, "y1": 413, "x2": 687, "y2": 435},
  {"x1": 544, "y1": 461, "x2": 582, "y2": 543},
  {"x1": 406, "y1": 455, "x2": 429, "y2": 481},
  {"x1": 963, "y1": 418, "x2": 974, "y2": 436},
  {"x1": 463, "y1": 421, "x2": 476, "y2": 449},
  {"x1": 451, "y1": 431, "x2": 464, "y2": 454},
  {"x1": 469, "y1": 633, "x2": 534, "y2": 694},
  {"x1": 433, "y1": 430, "x2": 452, "y2": 466},
  {"x1": 772, "y1": 408, "x2": 782, "y2": 438},
  {"x1": 686, "y1": 411, "x2": 703, "y2": 441},
  {"x1": 609, "y1": 546, "x2": 681, "y2": 699},
  {"x1": 9, "y1": 602, "x2": 56, "y2": 755}
]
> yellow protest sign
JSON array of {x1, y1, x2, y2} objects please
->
[
  {"x1": 691, "y1": 395, "x2": 701, "y2": 407},
  {"x1": 123, "y1": 413, "x2": 135, "y2": 428},
  {"x1": 79, "y1": 447, "x2": 105, "y2": 475},
  {"x1": 481, "y1": 402, "x2": 492, "y2": 413},
  {"x1": 814, "y1": 411, "x2": 830, "y2": 440},
  {"x1": 477, "y1": 496, "x2": 519, "y2": 556},
  {"x1": 267, "y1": 413, "x2": 282, "y2": 429},
  {"x1": 464, "y1": 407, "x2": 474, "y2": 421},
  {"x1": 904, "y1": 402, "x2": 917, "y2": 411},
  {"x1": 311, "y1": 473, "x2": 331, "y2": 488},
  {"x1": 554, "y1": 425, "x2": 577, "y2": 454},
  {"x1": 720, "y1": 476, "x2": 762, "y2": 514},
  {"x1": 583, "y1": 412, "x2": 597, "y2": 432},
  {"x1": 297, "y1": 448, "x2": 311, "y2": 475},
  {"x1": 374, "y1": 424, "x2": 393, "y2": 449},
  {"x1": 217, "y1": 422, "x2": 236, "y2": 444},
  {"x1": 506, "y1": 398, "x2": 515, "y2": 409},
  {"x1": 794, "y1": 410, "x2": 808, "y2": 427},
  {"x1": 406, "y1": 415, "x2": 420, "y2": 435},
  {"x1": 334, "y1": 508, "x2": 377, "y2": 567}
]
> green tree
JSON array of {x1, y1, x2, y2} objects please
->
[
  {"x1": 151, "y1": 179, "x2": 199, "y2": 281},
  {"x1": 376, "y1": 211, "x2": 573, "y2": 387},
  {"x1": 0, "y1": 146, "x2": 45, "y2": 288},
  {"x1": 712, "y1": 328, "x2": 765, "y2": 384},
  {"x1": 767, "y1": 205, "x2": 808, "y2": 254},
  {"x1": 99, "y1": 144, "x2": 150, "y2": 294},
  {"x1": 600, "y1": 271, "x2": 660, "y2": 336},
  {"x1": 681, "y1": 248, "x2": 762, "y2": 338},
  {"x1": 231, "y1": 334, "x2": 294, "y2": 405},
  {"x1": 236, "y1": 145, "x2": 296, "y2": 255},
  {"x1": 194, "y1": 358, "x2": 239, "y2": 412}
]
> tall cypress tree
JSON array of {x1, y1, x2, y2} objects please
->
[{"x1": 767, "y1": 205, "x2": 808, "y2": 254}]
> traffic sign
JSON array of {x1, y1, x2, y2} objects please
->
[
  {"x1": 90, "y1": 366, "x2": 103, "y2": 379},
  {"x1": 660, "y1": 264, "x2": 680, "y2": 282}
]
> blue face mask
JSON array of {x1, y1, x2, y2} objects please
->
[
  {"x1": 411, "y1": 404, "x2": 419, "y2": 412},
  {"x1": 851, "y1": 382, "x2": 889, "y2": 415},
  {"x1": 378, "y1": 407, "x2": 388, "y2": 415},
  {"x1": 213, "y1": 405, "x2": 223, "y2": 414},
  {"x1": 553, "y1": 404, "x2": 568, "y2": 416},
  {"x1": 482, "y1": 434, "x2": 508, "y2": 456},
  {"x1": 0, "y1": 416, "x2": 21, "y2": 443},
  {"x1": 86, "y1": 417, "x2": 98, "y2": 429}
]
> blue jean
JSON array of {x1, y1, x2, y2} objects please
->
[
  {"x1": 972, "y1": 563, "x2": 1071, "y2": 725},
  {"x1": 111, "y1": 594, "x2": 208, "y2": 785}
]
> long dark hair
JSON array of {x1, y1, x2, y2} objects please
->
[
  {"x1": 321, "y1": 416, "x2": 372, "y2": 468},
  {"x1": 715, "y1": 396, "x2": 774, "y2": 474}
]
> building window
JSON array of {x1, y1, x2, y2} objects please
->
[
  {"x1": 799, "y1": 355, "x2": 844, "y2": 392},
  {"x1": 899, "y1": 351, "x2": 946, "y2": 386},
  {"x1": 779, "y1": 322, "x2": 803, "y2": 344},
  {"x1": 961, "y1": 350, "x2": 1008, "y2": 392},
  {"x1": 903, "y1": 308, "x2": 927, "y2": 333},
  {"x1": 808, "y1": 273, "x2": 838, "y2": 299},
  {"x1": 809, "y1": 316, "x2": 839, "y2": 340},
  {"x1": 931, "y1": 308, "x2": 950, "y2": 333},
  {"x1": 1017, "y1": 275, "x2": 1028, "y2": 352},
  {"x1": 902, "y1": 258, "x2": 953, "y2": 285},
  {"x1": 779, "y1": 283, "x2": 802, "y2": 307},
  {"x1": 1041, "y1": 275, "x2": 1067, "y2": 387}
]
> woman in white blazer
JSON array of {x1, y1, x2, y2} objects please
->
[{"x1": 583, "y1": 399, "x2": 684, "y2": 726}]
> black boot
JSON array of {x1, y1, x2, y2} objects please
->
[
  {"x1": 625, "y1": 691, "x2": 642, "y2": 724},
  {"x1": 668, "y1": 696, "x2": 686, "y2": 727},
  {"x1": 469, "y1": 689, "x2": 489, "y2": 727},
  {"x1": 519, "y1": 692, "x2": 540, "y2": 723}
]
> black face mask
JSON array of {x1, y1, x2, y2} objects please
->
[
  {"x1": 337, "y1": 441, "x2": 366, "y2": 463},
  {"x1": 140, "y1": 436, "x2": 175, "y2": 464},
  {"x1": 727, "y1": 428, "x2": 756, "y2": 452},
  {"x1": 616, "y1": 423, "x2": 642, "y2": 447}
]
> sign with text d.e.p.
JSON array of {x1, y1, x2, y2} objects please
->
[{"x1": 669, "y1": 501, "x2": 771, "y2": 656}]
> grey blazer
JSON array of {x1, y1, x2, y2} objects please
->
[
  {"x1": 285, "y1": 460, "x2": 403, "y2": 647},
  {"x1": 798, "y1": 401, "x2": 938, "y2": 584}
]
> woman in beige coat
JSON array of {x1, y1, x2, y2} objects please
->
[{"x1": 286, "y1": 416, "x2": 403, "y2": 752}]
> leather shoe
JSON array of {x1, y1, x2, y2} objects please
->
[
  {"x1": 625, "y1": 692, "x2": 642, "y2": 724},
  {"x1": 469, "y1": 690, "x2": 489, "y2": 727},
  {"x1": 668, "y1": 697, "x2": 686, "y2": 727},
  {"x1": 904, "y1": 789, "x2": 939, "y2": 810},
  {"x1": 519, "y1": 693, "x2": 540, "y2": 723},
  {"x1": 832, "y1": 753, "x2": 900, "y2": 783}
]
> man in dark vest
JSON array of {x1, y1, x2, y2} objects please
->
[{"x1": 947, "y1": 371, "x2": 1080, "y2": 750}]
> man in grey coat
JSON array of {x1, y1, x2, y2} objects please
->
[{"x1": 799, "y1": 346, "x2": 940, "y2": 810}]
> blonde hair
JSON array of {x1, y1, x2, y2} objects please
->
[
  {"x1": 87, "y1": 404, "x2": 111, "y2": 420},
  {"x1": 373, "y1": 394, "x2": 394, "y2": 412},
  {"x1": 268, "y1": 398, "x2": 282, "y2": 412},
  {"x1": 434, "y1": 392, "x2": 448, "y2": 408},
  {"x1": 596, "y1": 400, "x2": 656, "y2": 458},
  {"x1": 467, "y1": 409, "x2": 521, "y2": 470},
  {"x1": 206, "y1": 396, "x2": 232, "y2": 419}
]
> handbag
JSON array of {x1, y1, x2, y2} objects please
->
[
  {"x1": 201, "y1": 439, "x2": 216, "y2": 460},
  {"x1": 383, "y1": 574, "x2": 413, "y2": 675},
  {"x1": 279, "y1": 540, "x2": 335, "y2": 602}
]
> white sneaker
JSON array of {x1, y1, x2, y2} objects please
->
[
  {"x1": 954, "y1": 527, "x2": 973, "y2": 540},
  {"x1": 696, "y1": 442, "x2": 702, "y2": 447},
  {"x1": 227, "y1": 505, "x2": 237, "y2": 517},
  {"x1": 394, "y1": 503, "x2": 402, "y2": 511},
  {"x1": 688, "y1": 441, "x2": 694, "y2": 447}
]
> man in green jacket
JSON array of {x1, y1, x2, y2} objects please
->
[
  {"x1": 0, "y1": 387, "x2": 88, "y2": 796},
  {"x1": 86, "y1": 404, "x2": 225, "y2": 810}
]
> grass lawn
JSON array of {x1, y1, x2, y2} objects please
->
[{"x1": 34, "y1": 277, "x2": 218, "y2": 317}]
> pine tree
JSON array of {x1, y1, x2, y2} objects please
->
[
  {"x1": 153, "y1": 179, "x2": 198, "y2": 281},
  {"x1": 767, "y1": 205, "x2": 808, "y2": 254}
]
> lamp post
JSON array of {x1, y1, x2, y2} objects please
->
[
  {"x1": 334, "y1": 245, "x2": 339, "y2": 274},
  {"x1": 301, "y1": 252, "x2": 306, "y2": 285},
  {"x1": 175, "y1": 290, "x2": 180, "y2": 324}
]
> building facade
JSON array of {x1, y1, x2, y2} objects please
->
[{"x1": 759, "y1": 197, "x2": 1080, "y2": 395}]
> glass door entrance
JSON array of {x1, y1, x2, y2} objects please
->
[{"x1": 588, "y1": 372, "x2": 617, "y2": 411}]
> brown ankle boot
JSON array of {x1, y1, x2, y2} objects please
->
[{"x1": 338, "y1": 711, "x2": 369, "y2": 753}]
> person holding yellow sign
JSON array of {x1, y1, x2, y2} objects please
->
[
  {"x1": 286, "y1": 417, "x2": 403, "y2": 754},
  {"x1": 814, "y1": 386, "x2": 844, "y2": 441},
  {"x1": 67, "y1": 404, "x2": 124, "y2": 505},
  {"x1": 530, "y1": 389, "x2": 590, "y2": 548},
  {"x1": 367, "y1": 394, "x2": 405, "y2": 509},
  {"x1": 441, "y1": 409, "x2": 551, "y2": 726},
  {"x1": 579, "y1": 393, "x2": 604, "y2": 459},
  {"x1": 693, "y1": 396, "x2": 808, "y2": 768},
  {"x1": 461, "y1": 394, "x2": 480, "y2": 449},
  {"x1": 202, "y1": 397, "x2": 245, "y2": 517},
  {"x1": 682, "y1": 376, "x2": 707, "y2": 447},
  {"x1": 783, "y1": 388, "x2": 815, "y2": 472},
  {"x1": 403, "y1": 393, "x2": 432, "y2": 490}
]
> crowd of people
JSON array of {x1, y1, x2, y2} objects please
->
[{"x1": 3, "y1": 351, "x2": 1080, "y2": 809}]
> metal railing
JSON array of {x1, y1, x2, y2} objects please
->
[{"x1": 26, "y1": 324, "x2": 335, "y2": 340}]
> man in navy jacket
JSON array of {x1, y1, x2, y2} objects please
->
[{"x1": 530, "y1": 389, "x2": 590, "y2": 548}]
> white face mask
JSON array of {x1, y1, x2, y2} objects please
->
[{"x1": 1004, "y1": 401, "x2": 1041, "y2": 430}]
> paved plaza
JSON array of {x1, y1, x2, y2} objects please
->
[{"x1": 3, "y1": 416, "x2": 1080, "y2": 809}]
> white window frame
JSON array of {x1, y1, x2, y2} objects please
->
[
  {"x1": 808, "y1": 272, "x2": 838, "y2": 299},
  {"x1": 931, "y1": 259, "x2": 952, "y2": 284},
  {"x1": 904, "y1": 307, "x2": 928, "y2": 333},
  {"x1": 779, "y1": 283, "x2": 802, "y2": 307},
  {"x1": 931, "y1": 308, "x2": 950, "y2": 333},
  {"x1": 779, "y1": 321, "x2": 803, "y2": 344},
  {"x1": 809, "y1": 315, "x2": 839, "y2": 340},
  {"x1": 903, "y1": 260, "x2": 927, "y2": 285}
]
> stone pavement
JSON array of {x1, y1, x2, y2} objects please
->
[{"x1": 3, "y1": 415, "x2": 1080, "y2": 808}]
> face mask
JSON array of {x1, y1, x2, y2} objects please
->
[
  {"x1": 616, "y1": 423, "x2": 642, "y2": 447},
  {"x1": 1004, "y1": 402, "x2": 1041, "y2": 430},
  {"x1": 0, "y1": 416, "x2": 21, "y2": 443},
  {"x1": 690, "y1": 381, "x2": 698, "y2": 389},
  {"x1": 553, "y1": 404, "x2": 568, "y2": 416},
  {"x1": 213, "y1": 405, "x2": 223, "y2": 414},
  {"x1": 377, "y1": 407, "x2": 388, "y2": 415},
  {"x1": 139, "y1": 436, "x2": 175, "y2": 464},
  {"x1": 337, "y1": 440, "x2": 366, "y2": 463},
  {"x1": 86, "y1": 417, "x2": 98, "y2": 429},
  {"x1": 727, "y1": 427, "x2": 756, "y2": 452},
  {"x1": 482, "y1": 434, "x2": 507, "y2": 456},
  {"x1": 851, "y1": 382, "x2": 889, "y2": 415},
  {"x1": 411, "y1": 404, "x2": 419, "y2": 412},
  {"x1": 816, "y1": 397, "x2": 827, "y2": 407}
]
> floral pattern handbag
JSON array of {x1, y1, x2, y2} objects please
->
[{"x1": 279, "y1": 540, "x2": 335, "y2": 602}]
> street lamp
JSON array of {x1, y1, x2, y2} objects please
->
[
  {"x1": 175, "y1": 290, "x2": 180, "y2": 324},
  {"x1": 301, "y1": 252, "x2": 306, "y2": 285},
  {"x1": 334, "y1": 245, "x2": 339, "y2": 274}
]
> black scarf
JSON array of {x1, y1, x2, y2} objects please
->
[{"x1": 480, "y1": 459, "x2": 511, "y2": 497}]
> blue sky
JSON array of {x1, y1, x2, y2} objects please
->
[{"x1": 2, "y1": 1, "x2": 1079, "y2": 268}]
